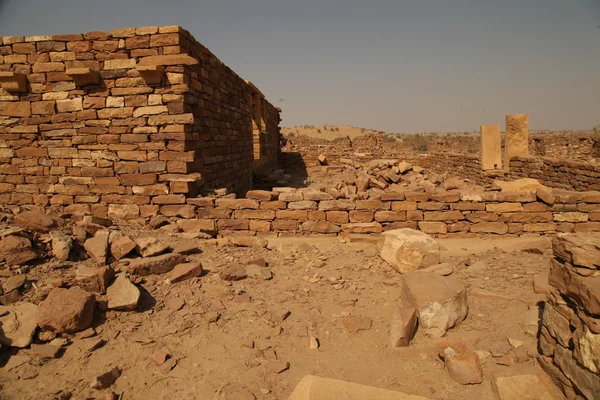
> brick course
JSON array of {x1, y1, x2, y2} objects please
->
[{"x1": 0, "y1": 26, "x2": 281, "y2": 214}]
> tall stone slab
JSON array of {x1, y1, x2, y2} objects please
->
[
  {"x1": 505, "y1": 114, "x2": 529, "y2": 161},
  {"x1": 480, "y1": 124, "x2": 502, "y2": 170}
]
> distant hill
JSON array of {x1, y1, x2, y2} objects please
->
[{"x1": 281, "y1": 125, "x2": 384, "y2": 140}]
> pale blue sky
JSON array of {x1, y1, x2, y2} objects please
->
[{"x1": 1, "y1": 0, "x2": 599, "y2": 132}]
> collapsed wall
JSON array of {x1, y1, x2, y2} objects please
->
[
  {"x1": 539, "y1": 234, "x2": 600, "y2": 399},
  {"x1": 0, "y1": 26, "x2": 281, "y2": 215}
]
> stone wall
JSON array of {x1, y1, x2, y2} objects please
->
[
  {"x1": 538, "y1": 234, "x2": 600, "y2": 399},
  {"x1": 0, "y1": 26, "x2": 280, "y2": 215},
  {"x1": 145, "y1": 188, "x2": 600, "y2": 237},
  {"x1": 509, "y1": 157, "x2": 600, "y2": 191}
]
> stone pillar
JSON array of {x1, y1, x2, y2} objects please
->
[
  {"x1": 480, "y1": 124, "x2": 502, "y2": 170},
  {"x1": 505, "y1": 114, "x2": 529, "y2": 162}
]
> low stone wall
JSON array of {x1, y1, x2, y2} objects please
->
[
  {"x1": 538, "y1": 234, "x2": 600, "y2": 399},
  {"x1": 83, "y1": 188, "x2": 600, "y2": 237},
  {"x1": 509, "y1": 157, "x2": 600, "y2": 191}
]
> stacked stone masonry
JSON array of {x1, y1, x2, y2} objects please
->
[
  {"x1": 0, "y1": 26, "x2": 281, "y2": 216},
  {"x1": 132, "y1": 187, "x2": 600, "y2": 237},
  {"x1": 538, "y1": 234, "x2": 600, "y2": 399},
  {"x1": 509, "y1": 157, "x2": 600, "y2": 192}
]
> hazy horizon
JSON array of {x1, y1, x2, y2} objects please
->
[{"x1": 1, "y1": 0, "x2": 599, "y2": 133}]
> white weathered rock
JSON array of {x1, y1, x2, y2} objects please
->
[
  {"x1": 50, "y1": 231, "x2": 72, "y2": 261},
  {"x1": 402, "y1": 273, "x2": 468, "y2": 338},
  {"x1": 380, "y1": 229, "x2": 440, "y2": 273},
  {"x1": 106, "y1": 274, "x2": 140, "y2": 311},
  {"x1": 0, "y1": 302, "x2": 39, "y2": 348}
]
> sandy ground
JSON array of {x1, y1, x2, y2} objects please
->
[{"x1": 0, "y1": 231, "x2": 558, "y2": 400}]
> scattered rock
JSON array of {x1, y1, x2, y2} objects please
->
[
  {"x1": 309, "y1": 336, "x2": 320, "y2": 349},
  {"x1": 38, "y1": 287, "x2": 95, "y2": 333},
  {"x1": 170, "y1": 241, "x2": 201, "y2": 255},
  {"x1": 31, "y1": 343, "x2": 61, "y2": 359},
  {"x1": 166, "y1": 297, "x2": 185, "y2": 311},
  {"x1": 14, "y1": 210, "x2": 56, "y2": 232},
  {"x1": 246, "y1": 264, "x2": 273, "y2": 280},
  {"x1": 317, "y1": 154, "x2": 327, "y2": 165},
  {"x1": 127, "y1": 253, "x2": 184, "y2": 276},
  {"x1": 380, "y1": 229, "x2": 440, "y2": 273},
  {"x1": 267, "y1": 360, "x2": 290, "y2": 374},
  {"x1": 420, "y1": 263, "x2": 454, "y2": 276},
  {"x1": 532, "y1": 273, "x2": 551, "y2": 294},
  {"x1": 390, "y1": 307, "x2": 418, "y2": 347},
  {"x1": 151, "y1": 347, "x2": 170, "y2": 366},
  {"x1": 230, "y1": 236, "x2": 268, "y2": 248},
  {"x1": 508, "y1": 338, "x2": 523, "y2": 349},
  {"x1": 169, "y1": 262, "x2": 203, "y2": 284},
  {"x1": 246, "y1": 257, "x2": 267, "y2": 267},
  {"x1": 438, "y1": 344, "x2": 483, "y2": 385},
  {"x1": 492, "y1": 366, "x2": 558, "y2": 400},
  {"x1": 2, "y1": 274, "x2": 27, "y2": 294},
  {"x1": 90, "y1": 367, "x2": 122, "y2": 390},
  {"x1": 0, "y1": 302, "x2": 39, "y2": 348},
  {"x1": 342, "y1": 316, "x2": 373, "y2": 333},
  {"x1": 1, "y1": 235, "x2": 37, "y2": 266},
  {"x1": 110, "y1": 235, "x2": 136, "y2": 260},
  {"x1": 75, "y1": 265, "x2": 114, "y2": 293},
  {"x1": 403, "y1": 273, "x2": 468, "y2": 338},
  {"x1": 106, "y1": 274, "x2": 140, "y2": 311},
  {"x1": 50, "y1": 231, "x2": 72, "y2": 261},
  {"x1": 220, "y1": 264, "x2": 248, "y2": 281},
  {"x1": 135, "y1": 237, "x2": 169, "y2": 257},
  {"x1": 84, "y1": 231, "x2": 110, "y2": 266}
]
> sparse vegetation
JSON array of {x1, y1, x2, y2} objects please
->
[{"x1": 404, "y1": 134, "x2": 429, "y2": 153}]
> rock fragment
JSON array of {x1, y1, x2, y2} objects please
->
[
  {"x1": 135, "y1": 237, "x2": 169, "y2": 257},
  {"x1": 50, "y1": 231, "x2": 72, "y2": 261},
  {"x1": 1, "y1": 235, "x2": 37, "y2": 266},
  {"x1": 220, "y1": 264, "x2": 248, "y2": 281},
  {"x1": 110, "y1": 235, "x2": 136, "y2": 260},
  {"x1": 380, "y1": 229, "x2": 440, "y2": 273},
  {"x1": 14, "y1": 210, "x2": 56, "y2": 232},
  {"x1": 106, "y1": 274, "x2": 140, "y2": 311},
  {"x1": 0, "y1": 302, "x2": 39, "y2": 348},
  {"x1": 90, "y1": 367, "x2": 121, "y2": 390},
  {"x1": 169, "y1": 262, "x2": 203, "y2": 284},
  {"x1": 84, "y1": 231, "x2": 109, "y2": 265},
  {"x1": 402, "y1": 273, "x2": 468, "y2": 338},
  {"x1": 342, "y1": 316, "x2": 373, "y2": 333},
  {"x1": 127, "y1": 253, "x2": 184, "y2": 276},
  {"x1": 390, "y1": 307, "x2": 418, "y2": 347},
  {"x1": 38, "y1": 287, "x2": 95, "y2": 333}
]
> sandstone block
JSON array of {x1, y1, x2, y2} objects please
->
[
  {"x1": 38, "y1": 287, "x2": 95, "y2": 333},
  {"x1": 380, "y1": 228, "x2": 440, "y2": 273},
  {"x1": 107, "y1": 274, "x2": 139, "y2": 311},
  {"x1": 403, "y1": 273, "x2": 468, "y2": 338}
]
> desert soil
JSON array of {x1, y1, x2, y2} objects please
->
[{"x1": 0, "y1": 231, "x2": 553, "y2": 400}]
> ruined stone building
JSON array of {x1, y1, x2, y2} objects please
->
[{"x1": 0, "y1": 26, "x2": 281, "y2": 217}]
